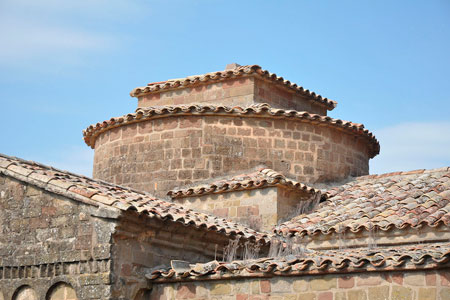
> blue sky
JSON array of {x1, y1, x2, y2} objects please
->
[{"x1": 1, "y1": 0, "x2": 449, "y2": 176}]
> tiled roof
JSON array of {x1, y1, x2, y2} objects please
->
[
  {"x1": 168, "y1": 168, "x2": 323, "y2": 199},
  {"x1": 130, "y1": 65, "x2": 337, "y2": 110},
  {"x1": 83, "y1": 103, "x2": 379, "y2": 159},
  {"x1": 276, "y1": 168, "x2": 450, "y2": 237},
  {"x1": 0, "y1": 154, "x2": 268, "y2": 242},
  {"x1": 148, "y1": 242, "x2": 450, "y2": 281}
]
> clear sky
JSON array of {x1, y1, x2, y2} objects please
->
[{"x1": 1, "y1": 0, "x2": 449, "y2": 177}]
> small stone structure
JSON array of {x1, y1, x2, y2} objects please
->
[{"x1": 1, "y1": 64, "x2": 449, "y2": 299}]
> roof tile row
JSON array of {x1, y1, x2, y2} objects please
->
[
  {"x1": 276, "y1": 168, "x2": 450, "y2": 237},
  {"x1": 0, "y1": 153, "x2": 268, "y2": 241},
  {"x1": 83, "y1": 103, "x2": 379, "y2": 158},
  {"x1": 130, "y1": 65, "x2": 337, "y2": 110},
  {"x1": 168, "y1": 168, "x2": 323, "y2": 199},
  {"x1": 148, "y1": 242, "x2": 450, "y2": 281}
]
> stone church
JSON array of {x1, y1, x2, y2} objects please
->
[{"x1": 0, "y1": 64, "x2": 449, "y2": 300}]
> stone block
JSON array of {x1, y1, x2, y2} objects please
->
[
  {"x1": 426, "y1": 273, "x2": 437, "y2": 286},
  {"x1": 404, "y1": 273, "x2": 425, "y2": 286},
  {"x1": 418, "y1": 288, "x2": 436, "y2": 300},
  {"x1": 339, "y1": 276, "x2": 355, "y2": 288},
  {"x1": 176, "y1": 284, "x2": 196, "y2": 299},
  {"x1": 439, "y1": 288, "x2": 450, "y2": 300},
  {"x1": 271, "y1": 278, "x2": 292, "y2": 293},
  {"x1": 251, "y1": 280, "x2": 260, "y2": 294},
  {"x1": 298, "y1": 292, "x2": 317, "y2": 300},
  {"x1": 260, "y1": 280, "x2": 271, "y2": 293},
  {"x1": 368, "y1": 286, "x2": 389, "y2": 300},
  {"x1": 357, "y1": 274, "x2": 382, "y2": 286},
  {"x1": 292, "y1": 279, "x2": 309, "y2": 292},
  {"x1": 391, "y1": 286, "x2": 413, "y2": 300},
  {"x1": 348, "y1": 290, "x2": 367, "y2": 300},
  {"x1": 318, "y1": 292, "x2": 333, "y2": 300},
  {"x1": 310, "y1": 277, "x2": 337, "y2": 291},
  {"x1": 210, "y1": 283, "x2": 231, "y2": 295},
  {"x1": 335, "y1": 292, "x2": 347, "y2": 300}
]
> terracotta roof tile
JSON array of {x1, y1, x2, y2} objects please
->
[
  {"x1": 83, "y1": 103, "x2": 379, "y2": 159},
  {"x1": 148, "y1": 242, "x2": 450, "y2": 281},
  {"x1": 168, "y1": 168, "x2": 323, "y2": 199},
  {"x1": 130, "y1": 65, "x2": 337, "y2": 110},
  {"x1": 276, "y1": 168, "x2": 450, "y2": 237},
  {"x1": 0, "y1": 153, "x2": 268, "y2": 242}
]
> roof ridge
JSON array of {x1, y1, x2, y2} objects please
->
[
  {"x1": 130, "y1": 65, "x2": 337, "y2": 110},
  {"x1": 357, "y1": 166, "x2": 450, "y2": 180},
  {"x1": 167, "y1": 168, "x2": 322, "y2": 199}
]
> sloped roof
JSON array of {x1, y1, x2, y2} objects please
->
[
  {"x1": 0, "y1": 154, "x2": 268, "y2": 242},
  {"x1": 168, "y1": 168, "x2": 323, "y2": 199},
  {"x1": 83, "y1": 103, "x2": 379, "y2": 158},
  {"x1": 276, "y1": 168, "x2": 450, "y2": 237},
  {"x1": 130, "y1": 65, "x2": 337, "y2": 110},
  {"x1": 148, "y1": 242, "x2": 450, "y2": 281}
]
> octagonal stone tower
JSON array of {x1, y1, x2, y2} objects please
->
[{"x1": 84, "y1": 64, "x2": 379, "y2": 197}]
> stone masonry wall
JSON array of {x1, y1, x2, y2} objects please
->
[
  {"x1": 253, "y1": 78, "x2": 327, "y2": 115},
  {"x1": 173, "y1": 187, "x2": 312, "y2": 232},
  {"x1": 93, "y1": 115, "x2": 370, "y2": 197},
  {"x1": 137, "y1": 78, "x2": 255, "y2": 108},
  {"x1": 150, "y1": 270, "x2": 450, "y2": 300},
  {"x1": 0, "y1": 176, "x2": 115, "y2": 300},
  {"x1": 111, "y1": 212, "x2": 235, "y2": 299},
  {"x1": 137, "y1": 77, "x2": 327, "y2": 115}
]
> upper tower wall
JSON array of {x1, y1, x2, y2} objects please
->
[
  {"x1": 131, "y1": 64, "x2": 336, "y2": 115},
  {"x1": 85, "y1": 64, "x2": 379, "y2": 197}
]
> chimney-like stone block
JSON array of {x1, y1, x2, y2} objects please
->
[{"x1": 172, "y1": 186, "x2": 315, "y2": 232}]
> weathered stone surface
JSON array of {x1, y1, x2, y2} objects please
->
[
  {"x1": 439, "y1": 288, "x2": 450, "y2": 300},
  {"x1": 0, "y1": 176, "x2": 113, "y2": 300},
  {"x1": 348, "y1": 290, "x2": 367, "y2": 300},
  {"x1": 293, "y1": 279, "x2": 309, "y2": 292},
  {"x1": 298, "y1": 292, "x2": 317, "y2": 300},
  {"x1": 391, "y1": 286, "x2": 413, "y2": 300},
  {"x1": 93, "y1": 114, "x2": 371, "y2": 198},
  {"x1": 210, "y1": 283, "x2": 231, "y2": 295},
  {"x1": 335, "y1": 291, "x2": 348, "y2": 300},
  {"x1": 368, "y1": 286, "x2": 389, "y2": 300},
  {"x1": 310, "y1": 277, "x2": 337, "y2": 291},
  {"x1": 356, "y1": 274, "x2": 382, "y2": 286},
  {"x1": 318, "y1": 292, "x2": 333, "y2": 300},
  {"x1": 418, "y1": 288, "x2": 436, "y2": 300},
  {"x1": 404, "y1": 273, "x2": 425, "y2": 286},
  {"x1": 271, "y1": 278, "x2": 292, "y2": 293}
]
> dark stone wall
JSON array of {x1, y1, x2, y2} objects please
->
[
  {"x1": 110, "y1": 212, "x2": 236, "y2": 299},
  {"x1": 0, "y1": 175, "x2": 116, "y2": 300}
]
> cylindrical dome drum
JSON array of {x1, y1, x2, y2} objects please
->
[{"x1": 84, "y1": 104, "x2": 379, "y2": 197}]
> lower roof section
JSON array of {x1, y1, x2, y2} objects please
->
[
  {"x1": 148, "y1": 241, "x2": 450, "y2": 282},
  {"x1": 276, "y1": 167, "x2": 450, "y2": 238},
  {"x1": 0, "y1": 153, "x2": 269, "y2": 242}
]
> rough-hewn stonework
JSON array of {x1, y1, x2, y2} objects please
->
[
  {"x1": 150, "y1": 270, "x2": 450, "y2": 300},
  {"x1": 0, "y1": 176, "x2": 113, "y2": 300},
  {"x1": 110, "y1": 212, "x2": 243, "y2": 299},
  {"x1": 173, "y1": 186, "x2": 313, "y2": 231},
  {"x1": 3, "y1": 64, "x2": 449, "y2": 299},
  {"x1": 131, "y1": 64, "x2": 336, "y2": 114},
  {"x1": 137, "y1": 77, "x2": 328, "y2": 115},
  {"x1": 92, "y1": 114, "x2": 372, "y2": 197}
]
